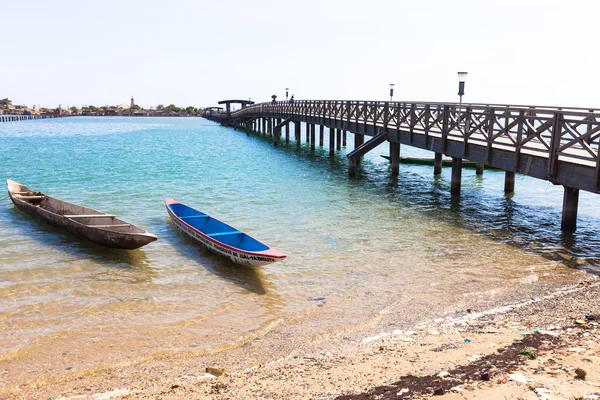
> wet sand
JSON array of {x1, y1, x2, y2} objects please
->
[{"x1": 3, "y1": 277, "x2": 600, "y2": 399}]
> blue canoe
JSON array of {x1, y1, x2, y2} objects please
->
[{"x1": 165, "y1": 198, "x2": 286, "y2": 267}]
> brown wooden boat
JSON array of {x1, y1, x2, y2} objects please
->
[{"x1": 6, "y1": 179, "x2": 157, "y2": 249}]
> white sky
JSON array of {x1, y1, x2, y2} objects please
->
[{"x1": 1, "y1": 0, "x2": 599, "y2": 109}]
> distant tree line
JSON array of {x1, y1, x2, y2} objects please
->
[
  {"x1": 2, "y1": 98, "x2": 204, "y2": 116},
  {"x1": 158, "y1": 104, "x2": 198, "y2": 114}
]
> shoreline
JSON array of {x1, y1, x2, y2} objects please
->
[{"x1": 4, "y1": 277, "x2": 600, "y2": 399}]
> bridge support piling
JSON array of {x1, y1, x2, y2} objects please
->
[
  {"x1": 476, "y1": 163, "x2": 484, "y2": 175},
  {"x1": 343, "y1": 131, "x2": 347, "y2": 147},
  {"x1": 319, "y1": 125, "x2": 324, "y2": 146},
  {"x1": 349, "y1": 157, "x2": 357, "y2": 176},
  {"x1": 329, "y1": 127, "x2": 335, "y2": 156},
  {"x1": 285, "y1": 123, "x2": 289, "y2": 143},
  {"x1": 305, "y1": 123, "x2": 310, "y2": 144},
  {"x1": 274, "y1": 127, "x2": 280, "y2": 147},
  {"x1": 504, "y1": 171, "x2": 515, "y2": 193},
  {"x1": 336, "y1": 129, "x2": 342, "y2": 150},
  {"x1": 561, "y1": 186, "x2": 579, "y2": 231},
  {"x1": 310, "y1": 125, "x2": 316, "y2": 151},
  {"x1": 390, "y1": 142, "x2": 400, "y2": 177},
  {"x1": 434, "y1": 153, "x2": 443, "y2": 175},
  {"x1": 354, "y1": 134, "x2": 364, "y2": 165},
  {"x1": 451, "y1": 157, "x2": 463, "y2": 195},
  {"x1": 295, "y1": 121, "x2": 301, "y2": 146}
]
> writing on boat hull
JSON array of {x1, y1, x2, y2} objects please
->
[{"x1": 175, "y1": 219, "x2": 275, "y2": 266}]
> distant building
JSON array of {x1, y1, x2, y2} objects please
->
[
  {"x1": 104, "y1": 107, "x2": 123, "y2": 116},
  {"x1": 23, "y1": 108, "x2": 40, "y2": 116},
  {"x1": 81, "y1": 107, "x2": 95, "y2": 116}
]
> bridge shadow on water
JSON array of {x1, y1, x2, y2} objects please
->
[
  {"x1": 244, "y1": 129, "x2": 600, "y2": 274},
  {"x1": 380, "y1": 171, "x2": 600, "y2": 274}
]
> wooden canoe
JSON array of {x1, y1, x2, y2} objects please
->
[
  {"x1": 165, "y1": 198, "x2": 286, "y2": 267},
  {"x1": 380, "y1": 155, "x2": 501, "y2": 169},
  {"x1": 7, "y1": 179, "x2": 157, "y2": 249}
]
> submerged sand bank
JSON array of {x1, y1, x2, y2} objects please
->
[{"x1": 4, "y1": 277, "x2": 600, "y2": 400}]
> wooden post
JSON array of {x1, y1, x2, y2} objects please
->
[
  {"x1": 434, "y1": 153, "x2": 443, "y2": 175},
  {"x1": 476, "y1": 163, "x2": 484, "y2": 175},
  {"x1": 285, "y1": 123, "x2": 289, "y2": 143},
  {"x1": 319, "y1": 125, "x2": 324, "y2": 146},
  {"x1": 354, "y1": 133, "x2": 364, "y2": 148},
  {"x1": 343, "y1": 131, "x2": 347, "y2": 147},
  {"x1": 561, "y1": 186, "x2": 579, "y2": 231},
  {"x1": 390, "y1": 142, "x2": 400, "y2": 177},
  {"x1": 310, "y1": 124, "x2": 315, "y2": 151},
  {"x1": 273, "y1": 127, "x2": 280, "y2": 147},
  {"x1": 451, "y1": 157, "x2": 463, "y2": 195},
  {"x1": 305, "y1": 123, "x2": 310, "y2": 143},
  {"x1": 336, "y1": 129, "x2": 342, "y2": 150},
  {"x1": 354, "y1": 133, "x2": 364, "y2": 165},
  {"x1": 295, "y1": 121, "x2": 301, "y2": 146},
  {"x1": 329, "y1": 127, "x2": 335, "y2": 156},
  {"x1": 504, "y1": 171, "x2": 515, "y2": 193},
  {"x1": 349, "y1": 157, "x2": 357, "y2": 176}
]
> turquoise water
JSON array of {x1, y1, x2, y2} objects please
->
[{"x1": 0, "y1": 116, "x2": 598, "y2": 384}]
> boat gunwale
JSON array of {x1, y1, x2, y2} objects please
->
[{"x1": 165, "y1": 198, "x2": 286, "y2": 260}]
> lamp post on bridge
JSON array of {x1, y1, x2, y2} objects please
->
[
  {"x1": 389, "y1": 83, "x2": 395, "y2": 101},
  {"x1": 285, "y1": 88, "x2": 289, "y2": 101},
  {"x1": 457, "y1": 72, "x2": 468, "y2": 105}
]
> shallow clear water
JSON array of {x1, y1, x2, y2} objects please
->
[{"x1": 0, "y1": 117, "x2": 598, "y2": 381}]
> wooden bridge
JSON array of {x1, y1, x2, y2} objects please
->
[
  {"x1": 205, "y1": 100, "x2": 600, "y2": 231},
  {"x1": 0, "y1": 114, "x2": 64, "y2": 123}
]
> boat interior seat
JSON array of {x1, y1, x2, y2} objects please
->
[
  {"x1": 180, "y1": 215, "x2": 209, "y2": 220},
  {"x1": 207, "y1": 230, "x2": 242, "y2": 238}
]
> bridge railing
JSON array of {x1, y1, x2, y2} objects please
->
[{"x1": 232, "y1": 100, "x2": 600, "y2": 184}]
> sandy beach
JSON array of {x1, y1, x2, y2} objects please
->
[{"x1": 2, "y1": 276, "x2": 599, "y2": 400}]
